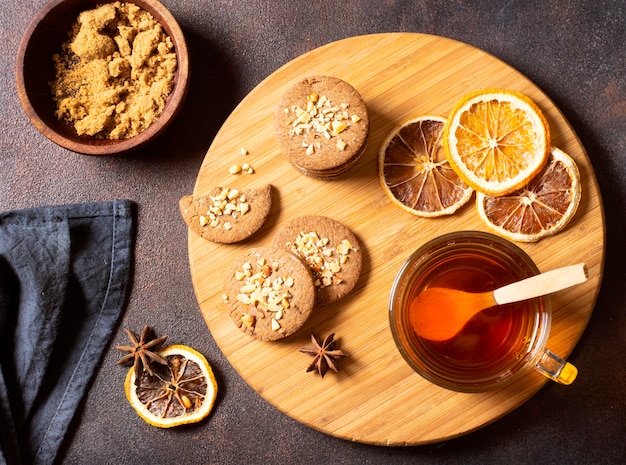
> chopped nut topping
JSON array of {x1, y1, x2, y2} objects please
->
[
  {"x1": 229, "y1": 164, "x2": 242, "y2": 174},
  {"x1": 287, "y1": 92, "x2": 363, "y2": 153},
  {"x1": 331, "y1": 120, "x2": 347, "y2": 136},
  {"x1": 241, "y1": 313, "x2": 255, "y2": 328},
  {"x1": 199, "y1": 187, "x2": 251, "y2": 230},
  {"x1": 286, "y1": 232, "x2": 356, "y2": 289},
  {"x1": 235, "y1": 260, "x2": 295, "y2": 332}
]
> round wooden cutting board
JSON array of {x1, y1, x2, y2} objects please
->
[{"x1": 188, "y1": 33, "x2": 605, "y2": 445}]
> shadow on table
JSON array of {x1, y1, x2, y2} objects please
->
[{"x1": 131, "y1": 29, "x2": 242, "y2": 166}]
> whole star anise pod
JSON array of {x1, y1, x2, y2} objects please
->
[
  {"x1": 299, "y1": 333, "x2": 348, "y2": 378},
  {"x1": 115, "y1": 326, "x2": 168, "y2": 384}
]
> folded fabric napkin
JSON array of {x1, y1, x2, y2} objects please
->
[{"x1": 0, "y1": 200, "x2": 135, "y2": 465}]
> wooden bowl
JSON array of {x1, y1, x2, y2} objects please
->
[{"x1": 15, "y1": 0, "x2": 189, "y2": 156}]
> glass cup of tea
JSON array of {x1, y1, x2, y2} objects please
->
[{"x1": 388, "y1": 231, "x2": 577, "y2": 393}]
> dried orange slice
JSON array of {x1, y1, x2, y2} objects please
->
[
  {"x1": 124, "y1": 344, "x2": 217, "y2": 428},
  {"x1": 379, "y1": 116, "x2": 474, "y2": 217},
  {"x1": 443, "y1": 89, "x2": 550, "y2": 196},
  {"x1": 477, "y1": 147, "x2": 581, "y2": 242}
]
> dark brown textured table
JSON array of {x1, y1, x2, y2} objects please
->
[{"x1": 2, "y1": 1, "x2": 624, "y2": 464}]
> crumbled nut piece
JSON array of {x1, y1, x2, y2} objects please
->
[
  {"x1": 241, "y1": 313, "x2": 255, "y2": 328},
  {"x1": 336, "y1": 139, "x2": 346, "y2": 151},
  {"x1": 238, "y1": 162, "x2": 255, "y2": 174},
  {"x1": 336, "y1": 239, "x2": 353, "y2": 255},
  {"x1": 331, "y1": 121, "x2": 347, "y2": 136},
  {"x1": 236, "y1": 294, "x2": 251, "y2": 304},
  {"x1": 229, "y1": 164, "x2": 242, "y2": 174},
  {"x1": 261, "y1": 264, "x2": 272, "y2": 278},
  {"x1": 240, "y1": 148, "x2": 248, "y2": 156}
]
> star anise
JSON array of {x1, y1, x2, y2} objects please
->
[
  {"x1": 299, "y1": 333, "x2": 348, "y2": 378},
  {"x1": 115, "y1": 326, "x2": 168, "y2": 384}
]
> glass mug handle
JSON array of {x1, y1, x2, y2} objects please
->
[{"x1": 534, "y1": 349, "x2": 578, "y2": 385}]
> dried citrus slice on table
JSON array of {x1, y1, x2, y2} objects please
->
[
  {"x1": 443, "y1": 89, "x2": 550, "y2": 196},
  {"x1": 379, "y1": 116, "x2": 474, "y2": 217},
  {"x1": 477, "y1": 147, "x2": 581, "y2": 242},
  {"x1": 124, "y1": 344, "x2": 218, "y2": 428}
]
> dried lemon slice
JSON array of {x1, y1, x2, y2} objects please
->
[
  {"x1": 476, "y1": 147, "x2": 581, "y2": 242},
  {"x1": 124, "y1": 344, "x2": 217, "y2": 428},
  {"x1": 379, "y1": 116, "x2": 474, "y2": 217},
  {"x1": 443, "y1": 89, "x2": 550, "y2": 196}
]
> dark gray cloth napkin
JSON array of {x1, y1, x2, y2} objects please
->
[{"x1": 0, "y1": 200, "x2": 135, "y2": 465}]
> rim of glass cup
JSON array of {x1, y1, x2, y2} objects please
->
[{"x1": 388, "y1": 230, "x2": 551, "y2": 392}]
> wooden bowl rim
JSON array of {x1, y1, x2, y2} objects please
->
[{"x1": 15, "y1": 0, "x2": 189, "y2": 156}]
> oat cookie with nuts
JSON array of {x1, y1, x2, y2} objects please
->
[
  {"x1": 274, "y1": 76, "x2": 369, "y2": 179},
  {"x1": 272, "y1": 215, "x2": 362, "y2": 306},
  {"x1": 179, "y1": 185, "x2": 272, "y2": 244},
  {"x1": 223, "y1": 247, "x2": 316, "y2": 341}
]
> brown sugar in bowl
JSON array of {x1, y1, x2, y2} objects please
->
[{"x1": 15, "y1": 0, "x2": 190, "y2": 156}]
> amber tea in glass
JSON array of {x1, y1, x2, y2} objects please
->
[{"x1": 389, "y1": 231, "x2": 577, "y2": 392}]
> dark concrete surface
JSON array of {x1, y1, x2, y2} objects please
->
[{"x1": 2, "y1": 1, "x2": 625, "y2": 464}]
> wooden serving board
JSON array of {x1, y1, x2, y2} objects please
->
[{"x1": 188, "y1": 33, "x2": 605, "y2": 445}]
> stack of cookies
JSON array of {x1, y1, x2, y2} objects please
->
[{"x1": 274, "y1": 76, "x2": 369, "y2": 179}]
